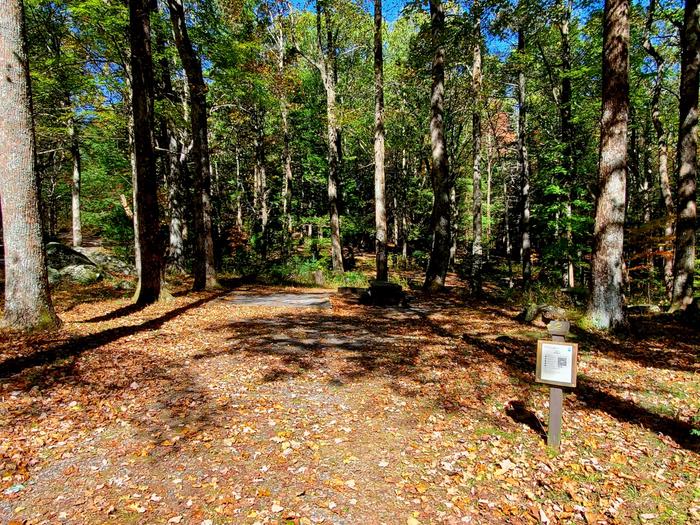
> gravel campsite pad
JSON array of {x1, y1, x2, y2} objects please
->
[{"x1": 0, "y1": 284, "x2": 698, "y2": 524}]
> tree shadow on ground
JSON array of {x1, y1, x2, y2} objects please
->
[
  {"x1": 461, "y1": 333, "x2": 699, "y2": 452},
  {"x1": 568, "y1": 319, "x2": 699, "y2": 374},
  {"x1": 0, "y1": 291, "x2": 230, "y2": 379},
  {"x1": 83, "y1": 302, "x2": 150, "y2": 323},
  {"x1": 505, "y1": 400, "x2": 547, "y2": 442}
]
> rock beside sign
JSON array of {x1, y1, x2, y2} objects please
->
[{"x1": 517, "y1": 304, "x2": 568, "y2": 324}]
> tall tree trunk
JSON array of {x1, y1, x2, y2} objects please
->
[
  {"x1": 642, "y1": 2, "x2": 672, "y2": 295},
  {"x1": 168, "y1": 0, "x2": 218, "y2": 290},
  {"x1": 130, "y1": 0, "x2": 162, "y2": 304},
  {"x1": 154, "y1": 22, "x2": 187, "y2": 274},
  {"x1": 275, "y1": 22, "x2": 294, "y2": 238},
  {"x1": 253, "y1": 111, "x2": 269, "y2": 254},
  {"x1": 299, "y1": 1, "x2": 345, "y2": 271},
  {"x1": 587, "y1": 0, "x2": 630, "y2": 329},
  {"x1": 424, "y1": 0, "x2": 452, "y2": 291},
  {"x1": 69, "y1": 117, "x2": 82, "y2": 247},
  {"x1": 374, "y1": 0, "x2": 388, "y2": 281},
  {"x1": 485, "y1": 130, "x2": 493, "y2": 260},
  {"x1": 504, "y1": 178, "x2": 513, "y2": 283},
  {"x1": 471, "y1": 12, "x2": 483, "y2": 294},
  {"x1": 517, "y1": 27, "x2": 532, "y2": 289},
  {"x1": 559, "y1": 0, "x2": 575, "y2": 287},
  {"x1": 671, "y1": 0, "x2": 700, "y2": 311},
  {"x1": 0, "y1": 0, "x2": 60, "y2": 330},
  {"x1": 281, "y1": 98, "x2": 293, "y2": 235},
  {"x1": 166, "y1": 133, "x2": 188, "y2": 273},
  {"x1": 235, "y1": 146, "x2": 243, "y2": 227},
  {"x1": 318, "y1": 1, "x2": 344, "y2": 273}
]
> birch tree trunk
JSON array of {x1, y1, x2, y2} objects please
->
[
  {"x1": 424, "y1": 0, "x2": 452, "y2": 291},
  {"x1": 671, "y1": 0, "x2": 700, "y2": 311},
  {"x1": 517, "y1": 27, "x2": 532, "y2": 289},
  {"x1": 69, "y1": 117, "x2": 82, "y2": 247},
  {"x1": 0, "y1": 0, "x2": 60, "y2": 330},
  {"x1": 281, "y1": 98, "x2": 293, "y2": 235},
  {"x1": 168, "y1": 0, "x2": 218, "y2": 290},
  {"x1": 253, "y1": 110, "x2": 269, "y2": 254},
  {"x1": 587, "y1": 0, "x2": 630, "y2": 329},
  {"x1": 471, "y1": 12, "x2": 483, "y2": 294},
  {"x1": 273, "y1": 21, "x2": 294, "y2": 237},
  {"x1": 374, "y1": 0, "x2": 388, "y2": 281}
]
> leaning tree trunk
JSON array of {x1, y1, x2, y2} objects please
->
[
  {"x1": 471, "y1": 12, "x2": 483, "y2": 294},
  {"x1": 671, "y1": 0, "x2": 700, "y2": 311},
  {"x1": 517, "y1": 27, "x2": 532, "y2": 290},
  {"x1": 587, "y1": 0, "x2": 630, "y2": 329},
  {"x1": 0, "y1": 0, "x2": 60, "y2": 330},
  {"x1": 374, "y1": 0, "x2": 388, "y2": 281},
  {"x1": 130, "y1": 0, "x2": 162, "y2": 304},
  {"x1": 168, "y1": 0, "x2": 218, "y2": 290},
  {"x1": 69, "y1": 117, "x2": 82, "y2": 247},
  {"x1": 424, "y1": 0, "x2": 452, "y2": 291}
]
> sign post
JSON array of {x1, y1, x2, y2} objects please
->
[{"x1": 536, "y1": 320, "x2": 577, "y2": 450}]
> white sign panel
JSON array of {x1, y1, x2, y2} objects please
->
[{"x1": 536, "y1": 340, "x2": 578, "y2": 388}]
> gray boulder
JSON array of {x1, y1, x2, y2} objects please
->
[
  {"x1": 74, "y1": 247, "x2": 135, "y2": 276},
  {"x1": 59, "y1": 264, "x2": 103, "y2": 284},
  {"x1": 46, "y1": 242, "x2": 96, "y2": 270},
  {"x1": 517, "y1": 304, "x2": 568, "y2": 323}
]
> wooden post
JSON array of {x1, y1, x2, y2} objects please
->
[{"x1": 546, "y1": 320, "x2": 570, "y2": 450}]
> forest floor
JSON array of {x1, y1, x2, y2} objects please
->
[{"x1": 0, "y1": 272, "x2": 699, "y2": 525}]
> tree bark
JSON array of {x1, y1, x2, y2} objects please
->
[
  {"x1": 153, "y1": 22, "x2": 187, "y2": 274},
  {"x1": 319, "y1": 1, "x2": 344, "y2": 273},
  {"x1": 281, "y1": 98, "x2": 293, "y2": 235},
  {"x1": 471, "y1": 11, "x2": 483, "y2": 294},
  {"x1": 166, "y1": 133, "x2": 188, "y2": 273},
  {"x1": 168, "y1": 0, "x2": 218, "y2": 290},
  {"x1": 0, "y1": 0, "x2": 60, "y2": 330},
  {"x1": 643, "y1": 0, "x2": 674, "y2": 298},
  {"x1": 485, "y1": 130, "x2": 493, "y2": 260},
  {"x1": 69, "y1": 118, "x2": 82, "y2": 247},
  {"x1": 374, "y1": 0, "x2": 388, "y2": 282},
  {"x1": 424, "y1": 0, "x2": 452, "y2": 291},
  {"x1": 130, "y1": 0, "x2": 162, "y2": 304},
  {"x1": 671, "y1": 0, "x2": 700, "y2": 311},
  {"x1": 559, "y1": 0, "x2": 575, "y2": 287},
  {"x1": 587, "y1": 0, "x2": 630, "y2": 329},
  {"x1": 517, "y1": 27, "x2": 532, "y2": 289},
  {"x1": 253, "y1": 109, "x2": 269, "y2": 253},
  {"x1": 235, "y1": 146, "x2": 243, "y2": 227},
  {"x1": 273, "y1": 20, "x2": 294, "y2": 237}
]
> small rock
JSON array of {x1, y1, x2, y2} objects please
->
[{"x1": 3, "y1": 483, "x2": 24, "y2": 495}]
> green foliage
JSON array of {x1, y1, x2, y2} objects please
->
[{"x1": 23, "y1": 0, "x2": 693, "y2": 306}]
